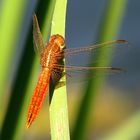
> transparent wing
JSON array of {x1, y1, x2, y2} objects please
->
[
  {"x1": 63, "y1": 40, "x2": 131, "y2": 68},
  {"x1": 52, "y1": 65, "x2": 125, "y2": 88},
  {"x1": 64, "y1": 40, "x2": 130, "y2": 56},
  {"x1": 53, "y1": 65, "x2": 125, "y2": 74},
  {"x1": 54, "y1": 40, "x2": 130, "y2": 88},
  {"x1": 33, "y1": 13, "x2": 45, "y2": 56},
  {"x1": 52, "y1": 40, "x2": 130, "y2": 88}
]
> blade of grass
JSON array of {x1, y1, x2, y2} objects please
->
[
  {"x1": 49, "y1": 0, "x2": 70, "y2": 140},
  {"x1": 0, "y1": 0, "x2": 28, "y2": 127},
  {"x1": 1, "y1": 0, "x2": 56, "y2": 139},
  {"x1": 100, "y1": 110, "x2": 140, "y2": 140},
  {"x1": 72, "y1": 0, "x2": 128, "y2": 140}
]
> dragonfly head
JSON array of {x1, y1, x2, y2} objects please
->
[{"x1": 50, "y1": 34, "x2": 65, "y2": 46}]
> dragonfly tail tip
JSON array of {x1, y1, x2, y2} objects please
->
[{"x1": 26, "y1": 122, "x2": 30, "y2": 129}]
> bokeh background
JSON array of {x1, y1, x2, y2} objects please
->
[{"x1": 0, "y1": 0, "x2": 140, "y2": 140}]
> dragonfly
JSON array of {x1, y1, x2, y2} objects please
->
[{"x1": 26, "y1": 13, "x2": 129, "y2": 128}]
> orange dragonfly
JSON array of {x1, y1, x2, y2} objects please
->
[{"x1": 26, "y1": 13, "x2": 129, "y2": 128}]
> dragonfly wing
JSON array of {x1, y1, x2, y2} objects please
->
[
  {"x1": 33, "y1": 13, "x2": 45, "y2": 56},
  {"x1": 54, "y1": 40, "x2": 130, "y2": 85},
  {"x1": 64, "y1": 40, "x2": 130, "y2": 56},
  {"x1": 52, "y1": 65, "x2": 126, "y2": 84},
  {"x1": 52, "y1": 65, "x2": 125, "y2": 86},
  {"x1": 54, "y1": 65, "x2": 125, "y2": 73}
]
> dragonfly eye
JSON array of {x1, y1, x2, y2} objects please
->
[{"x1": 50, "y1": 34, "x2": 65, "y2": 46}]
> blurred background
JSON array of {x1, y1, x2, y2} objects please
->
[{"x1": 0, "y1": 0, "x2": 140, "y2": 140}]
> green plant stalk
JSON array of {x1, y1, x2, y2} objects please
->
[
  {"x1": 1, "y1": 0, "x2": 56, "y2": 139},
  {"x1": 101, "y1": 110, "x2": 140, "y2": 140},
  {"x1": 49, "y1": 0, "x2": 70, "y2": 140},
  {"x1": 72, "y1": 0, "x2": 128, "y2": 140},
  {"x1": 0, "y1": 0, "x2": 27, "y2": 127}
]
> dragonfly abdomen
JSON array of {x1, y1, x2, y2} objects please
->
[{"x1": 26, "y1": 68, "x2": 51, "y2": 128}]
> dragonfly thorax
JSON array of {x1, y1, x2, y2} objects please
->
[{"x1": 40, "y1": 41, "x2": 64, "y2": 70}]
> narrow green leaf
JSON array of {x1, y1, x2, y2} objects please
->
[
  {"x1": 0, "y1": 0, "x2": 27, "y2": 127},
  {"x1": 49, "y1": 0, "x2": 70, "y2": 140}
]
